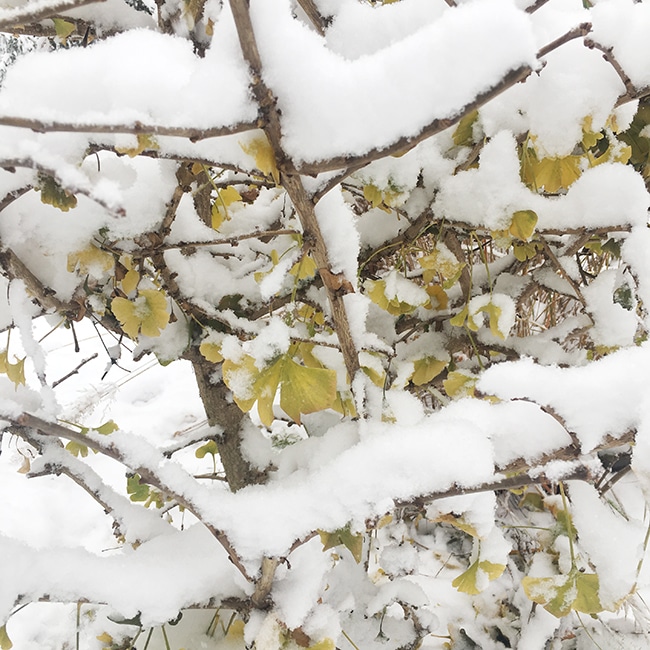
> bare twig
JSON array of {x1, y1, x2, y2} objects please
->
[
  {"x1": 538, "y1": 237, "x2": 587, "y2": 305},
  {"x1": 585, "y1": 38, "x2": 635, "y2": 97},
  {"x1": 0, "y1": 158, "x2": 124, "y2": 216},
  {"x1": 0, "y1": 186, "x2": 31, "y2": 212},
  {"x1": 0, "y1": 0, "x2": 104, "y2": 30},
  {"x1": 0, "y1": 247, "x2": 84, "y2": 320},
  {"x1": 537, "y1": 23, "x2": 592, "y2": 59},
  {"x1": 52, "y1": 353, "x2": 98, "y2": 387},
  {"x1": 394, "y1": 465, "x2": 592, "y2": 509}
]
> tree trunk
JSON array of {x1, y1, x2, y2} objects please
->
[{"x1": 192, "y1": 359, "x2": 266, "y2": 492}]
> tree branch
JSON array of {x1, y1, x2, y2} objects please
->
[
  {"x1": 8, "y1": 412, "x2": 254, "y2": 582},
  {"x1": 0, "y1": 0, "x2": 105, "y2": 30},
  {"x1": 0, "y1": 116, "x2": 258, "y2": 141},
  {"x1": 229, "y1": 0, "x2": 361, "y2": 381},
  {"x1": 537, "y1": 23, "x2": 591, "y2": 59},
  {"x1": 295, "y1": 65, "x2": 532, "y2": 174},
  {"x1": 295, "y1": 0, "x2": 330, "y2": 35},
  {"x1": 394, "y1": 465, "x2": 593, "y2": 509},
  {"x1": 0, "y1": 247, "x2": 84, "y2": 320}
]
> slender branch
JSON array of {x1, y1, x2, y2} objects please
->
[
  {"x1": 0, "y1": 158, "x2": 124, "y2": 216},
  {"x1": 8, "y1": 412, "x2": 254, "y2": 582},
  {"x1": 0, "y1": 247, "x2": 84, "y2": 320},
  {"x1": 537, "y1": 23, "x2": 592, "y2": 59},
  {"x1": 0, "y1": 0, "x2": 104, "y2": 30},
  {"x1": 0, "y1": 186, "x2": 32, "y2": 213},
  {"x1": 52, "y1": 353, "x2": 98, "y2": 387},
  {"x1": 584, "y1": 38, "x2": 636, "y2": 98},
  {"x1": 394, "y1": 465, "x2": 592, "y2": 509},
  {"x1": 0, "y1": 116, "x2": 258, "y2": 142},
  {"x1": 538, "y1": 237, "x2": 587, "y2": 306},
  {"x1": 295, "y1": 65, "x2": 532, "y2": 174}
]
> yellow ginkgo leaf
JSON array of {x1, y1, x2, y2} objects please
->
[
  {"x1": 443, "y1": 371, "x2": 476, "y2": 399},
  {"x1": 290, "y1": 254, "x2": 318, "y2": 280},
  {"x1": 241, "y1": 136, "x2": 280, "y2": 185},
  {"x1": 211, "y1": 186, "x2": 243, "y2": 230},
  {"x1": 279, "y1": 357, "x2": 337, "y2": 424},
  {"x1": 509, "y1": 210, "x2": 538, "y2": 242},
  {"x1": 115, "y1": 133, "x2": 159, "y2": 158},
  {"x1": 522, "y1": 570, "x2": 603, "y2": 618},
  {"x1": 525, "y1": 154, "x2": 582, "y2": 193},
  {"x1": 411, "y1": 357, "x2": 446, "y2": 386},
  {"x1": 67, "y1": 245, "x2": 114, "y2": 276},
  {"x1": 111, "y1": 290, "x2": 170, "y2": 339},
  {"x1": 452, "y1": 109, "x2": 479, "y2": 147},
  {"x1": 52, "y1": 17, "x2": 75, "y2": 42},
  {"x1": 121, "y1": 269, "x2": 140, "y2": 295},
  {"x1": 0, "y1": 624, "x2": 12, "y2": 650},
  {"x1": 6, "y1": 356, "x2": 25, "y2": 388},
  {"x1": 199, "y1": 341, "x2": 224, "y2": 363}
]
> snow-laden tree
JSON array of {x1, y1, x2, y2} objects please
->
[{"x1": 2, "y1": 0, "x2": 650, "y2": 647}]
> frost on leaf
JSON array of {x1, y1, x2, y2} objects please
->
[
  {"x1": 522, "y1": 570, "x2": 603, "y2": 618},
  {"x1": 452, "y1": 559, "x2": 506, "y2": 595}
]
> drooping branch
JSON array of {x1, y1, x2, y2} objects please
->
[
  {"x1": 8, "y1": 412, "x2": 254, "y2": 582},
  {"x1": 0, "y1": 0, "x2": 105, "y2": 31}
]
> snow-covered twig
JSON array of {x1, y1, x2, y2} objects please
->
[{"x1": 0, "y1": 116, "x2": 258, "y2": 141}]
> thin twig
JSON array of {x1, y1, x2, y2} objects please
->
[
  {"x1": 584, "y1": 38, "x2": 637, "y2": 100},
  {"x1": 394, "y1": 465, "x2": 592, "y2": 509},
  {"x1": 0, "y1": 158, "x2": 124, "y2": 216},
  {"x1": 52, "y1": 353, "x2": 98, "y2": 387},
  {"x1": 537, "y1": 23, "x2": 592, "y2": 59}
]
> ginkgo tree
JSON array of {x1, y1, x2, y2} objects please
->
[{"x1": 2, "y1": 0, "x2": 650, "y2": 648}]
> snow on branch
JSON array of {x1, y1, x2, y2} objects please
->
[{"x1": 0, "y1": 0, "x2": 104, "y2": 31}]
